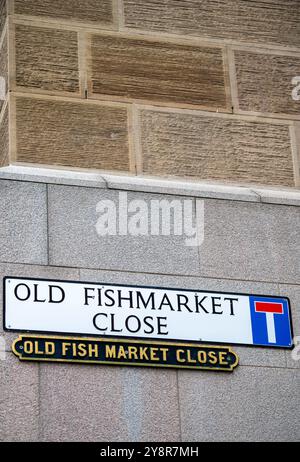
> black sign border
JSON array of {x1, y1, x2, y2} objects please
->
[
  {"x1": 12, "y1": 334, "x2": 239, "y2": 372},
  {"x1": 3, "y1": 276, "x2": 295, "y2": 350}
]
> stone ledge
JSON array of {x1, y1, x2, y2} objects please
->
[
  {"x1": 0, "y1": 165, "x2": 300, "y2": 206},
  {"x1": 0, "y1": 165, "x2": 108, "y2": 188}
]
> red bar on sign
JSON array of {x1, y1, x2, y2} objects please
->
[{"x1": 255, "y1": 302, "x2": 284, "y2": 314}]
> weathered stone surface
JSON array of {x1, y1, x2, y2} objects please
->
[
  {"x1": 178, "y1": 366, "x2": 300, "y2": 442},
  {"x1": 103, "y1": 174, "x2": 260, "y2": 202},
  {"x1": 123, "y1": 0, "x2": 300, "y2": 48},
  {"x1": 255, "y1": 188, "x2": 300, "y2": 207},
  {"x1": 0, "y1": 179, "x2": 48, "y2": 264},
  {"x1": 0, "y1": 0, "x2": 6, "y2": 39},
  {"x1": 279, "y1": 284, "x2": 300, "y2": 369},
  {"x1": 140, "y1": 110, "x2": 295, "y2": 187},
  {"x1": 40, "y1": 363, "x2": 180, "y2": 442},
  {"x1": 0, "y1": 30, "x2": 7, "y2": 112},
  {"x1": 14, "y1": 0, "x2": 115, "y2": 27},
  {"x1": 15, "y1": 24, "x2": 79, "y2": 93},
  {"x1": 0, "y1": 105, "x2": 8, "y2": 167},
  {"x1": 89, "y1": 34, "x2": 228, "y2": 109},
  {"x1": 0, "y1": 353, "x2": 39, "y2": 442},
  {"x1": 0, "y1": 166, "x2": 108, "y2": 188},
  {"x1": 235, "y1": 50, "x2": 300, "y2": 116},
  {"x1": 48, "y1": 186, "x2": 199, "y2": 275},
  {"x1": 199, "y1": 199, "x2": 300, "y2": 284},
  {"x1": 15, "y1": 96, "x2": 130, "y2": 171}
]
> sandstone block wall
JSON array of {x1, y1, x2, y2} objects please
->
[{"x1": 0, "y1": 0, "x2": 299, "y2": 187}]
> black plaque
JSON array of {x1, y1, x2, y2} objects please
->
[{"x1": 12, "y1": 335, "x2": 239, "y2": 372}]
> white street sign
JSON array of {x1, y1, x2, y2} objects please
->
[{"x1": 3, "y1": 277, "x2": 293, "y2": 348}]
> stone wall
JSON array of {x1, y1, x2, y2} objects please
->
[
  {"x1": 0, "y1": 1, "x2": 299, "y2": 442},
  {"x1": 0, "y1": 172, "x2": 299, "y2": 442},
  {"x1": 0, "y1": 0, "x2": 299, "y2": 186}
]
